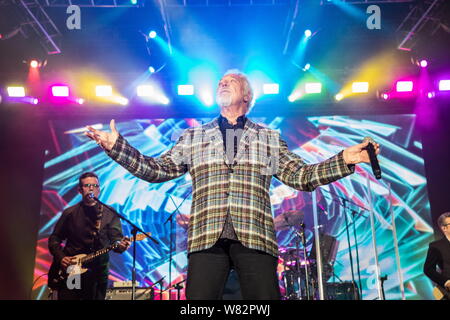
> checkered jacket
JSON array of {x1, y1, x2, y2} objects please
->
[{"x1": 107, "y1": 118, "x2": 354, "y2": 257}]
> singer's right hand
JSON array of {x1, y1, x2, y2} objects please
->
[
  {"x1": 60, "y1": 256, "x2": 76, "y2": 269},
  {"x1": 85, "y1": 119, "x2": 119, "y2": 152},
  {"x1": 343, "y1": 140, "x2": 380, "y2": 165}
]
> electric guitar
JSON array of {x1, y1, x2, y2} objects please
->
[
  {"x1": 433, "y1": 285, "x2": 450, "y2": 300},
  {"x1": 48, "y1": 234, "x2": 147, "y2": 289}
]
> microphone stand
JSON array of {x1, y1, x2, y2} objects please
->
[
  {"x1": 165, "y1": 191, "x2": 191, "y2": 299},
  {"x1": 91, "y1": 195, "x2": 159, "y2": 301}
]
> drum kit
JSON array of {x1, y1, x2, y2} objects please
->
[{"x1": 275, "y1": 210, "x2": 336, "y2": 300}]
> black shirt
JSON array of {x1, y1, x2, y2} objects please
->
[
  {"x1": 48, "y1": 202, "x2": 124, "y2": 269},
  {"x1": 217, "y1": 114, "x2": 247, "y2": 240}
]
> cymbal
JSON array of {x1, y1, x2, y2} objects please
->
[{"x1": 274, "y1": 210, "x2": 304, "y2": 230}]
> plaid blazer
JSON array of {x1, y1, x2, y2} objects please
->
[{"x1": 107, "y1": 118, "x2": 354, "y2": 257}]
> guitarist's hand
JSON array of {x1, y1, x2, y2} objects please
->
[
  {"x1": 114, "y1": 237, "x2": 131, "y2": 253},
  {"x1": 61, "y1": 256, "x2": 76, "y2": 269}
]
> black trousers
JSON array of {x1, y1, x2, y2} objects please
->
[
  {"x1": 185, "y1": 238, "x2": 280, "y2": 300},
  {"x1": 57, "y1": 268, "x2": 108, "y2": 300}
]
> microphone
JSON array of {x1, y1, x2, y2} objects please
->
[{"x1": 363, "y1": 136, "x2": 382, "y2": 180}]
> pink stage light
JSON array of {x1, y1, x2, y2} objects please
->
[
  {"x1": 382, "y1": 93, "x2": 389, "y2": 100},
  {"x1": 396, "y1": 81, "x2": 413, "y2": 92},
  {"x1": 51, "y1": 85, "x2": 69, "y2": 97},
  {"x1": 439, "y1": 80, "x2": 450, "y2": 91},
  {"x1": 30, "y1": 60, "x2": 39, "y2": 68},
  {"x1": 419, "y1": 60, "x2": 428, "y2": 68}
]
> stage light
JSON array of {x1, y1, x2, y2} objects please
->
[
  {"x1": 117, "y1": 97, "x2": 129, "y2": 106},
  {"x1": 304, "y1": 30, "x2": 312, "y2": 38},
  {"x1": 159, "y1": 96, "x2": 170, "y2": 105},
  {"x1": 137, "y1": 85, "x2": 154, "y2": 97},
  {"x1": 305, "y1": 82, "x2": 322, "y2": 94},
  {"x1": 352, "y1": 82, "x2": 369, "y2": 93},
  {"x1": 303, "y1": 63, "x2": 311, "y2": 71},
  {"x1": 178, "y1": 85, "x2": 194, "y2": 96},
  {"x1": 439, "y1": 80, "x2": 450, "y2": 91},
  {"x1": 32, "y1": 98, "x2": 39, "y2": 105},
  {"x1": 335, "y1": 93, "x2": 344, "y2": 101},
  {"x1": 51, "y1": 85, "x2": 69, "y2": 97},
  {"x1": 149, "y1": 66, "x2": 155, "y2": 73},
  {"x1": 381, "y1": 93, "x2": 389, "y2": 100},
  {"x1": 396, "y1": 81, "x2": 413, "y2": 92},
  {"x1": 199, "y1": 90, "x2": 214, "y2": 107},
  {"x1": 95, "y1": 85, "x2": 112, "y2": 97},
  {"x1": 131, "y1": 0, "x2": 137, "y2": 4},
  {"x1": 263, "y1": 83, "x2": 279, "y2": 95},
  {"x1": 30, "y1": 60, "x2": 39, "y2": 68},
  {"x1": 76, "y1": 98, "x2": 84, "y2": 105},
  {"x1": 427, "y1": 92, "x2": 435, "y2": 99},
  {"x1": 149, "y1": 31, "x2": 157, "y2": 39},
  {"x1": 7, "y1": 86, "x2": 25, "y2": 97},
  {"x1": 288, "y1": 90, "x2": 302, "y2": 102},
  {"x1": 419, "y1": 59, "x2": 428, "y2": 68}
]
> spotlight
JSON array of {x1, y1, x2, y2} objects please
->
[
  {"x1": 149, "y1": 66, "x2": 155, "y2": 73},
  {"x1": 439, "y1": 80, "x2": 450, "y2": 91},
  {"x1": 419, "y1": 59, "x2": 428, "y2": 68},
  {"x1": 381, "y1": 93, "x2": 389, "y2": 100},
  {"x1": 178, "y1": 85, "x2": 194, "y2": 96},
  {"x1": 288, "y1": 90, "x2": 302, "y2": 102},
  {"x1": 149, "y1": 31, "x2": 157, "y2": 39},
  {"x1": 30, "y1": 60, "x2": 39, "y2": 68},
  {"x1": 117, "y1": 97, "x2": 129, "y2": 106},
  {"x1": 76, "y1": 98, "x2": 85, "y2": 105},
  {"x1": 427, "y1": 92, "x2": 435, "y2": 99},
  {"x1": 396, "y1": 81, "x2": 413, "y2": 92},
  {"x1": 335, "y1": 93, "x2": 344, "y2": 101},
  {"x1": 131, "y1": 0, "x2": 138, "y2": 4},
  {"x1": 95, "y1": 85, "x2": 112, "y2": 97},
  {"x1": 352, "y1": 82, "x2": 369, "y2": 93},
  {"x1": 263, "y1": 83, "x2": 279, "y2": 95},
  {"x1": 304, "y1": 30, "x2": 312, "y2": 38},
  {"x1": 32, "y1": 98, "x2": 39, "y2": 105},
  {"x1": 137, "y1": 85, "x2": 154, "y2": 97},
  {"x1": 7, "y1": 86, "x2": 25, "y2": 97},
  {"x1": 199, "y1": 90, "x2": 214, "y2": 107},
  {"x1": 51, "y1": 85, "x2": 69, "y2": 97},
  {"x1": 303, "y1": 63, "x2": 311, "y2": 71},
  {"x1": 305, "y1": 82, "x2": 322, "y2": 94}
]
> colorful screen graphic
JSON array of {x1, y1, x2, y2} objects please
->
[{"x1": 32, "y1": 114, "x2": 434, "y2": 300}]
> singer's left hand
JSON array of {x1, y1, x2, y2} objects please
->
[{"x1": 343, "y1": 141, "x2": 380, "y2": 165}]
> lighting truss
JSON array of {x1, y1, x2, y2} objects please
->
[{"x1": 396, "y1": 0, "x2": 447, "y2": 51}]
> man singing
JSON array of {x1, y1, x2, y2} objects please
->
[
  {"x1": 48, "y1": 172, "x2": 131, "y2": 300},
  {"x1": 86, "y1": 70, "x2": 379, "y2": 299}
]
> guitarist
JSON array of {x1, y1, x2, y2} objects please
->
[
  {"x1": 48, "y1": 172, "x2": 131, "y2": 300},
  {"x1": 424, "y1": 212, "x2": 450, "y2": 299}
]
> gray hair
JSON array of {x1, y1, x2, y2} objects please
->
[
  {"x1": 437, "y1": 212, "x2": 450, "y2": 227},
  {"x1": 223, "y1": 69, "x2": 255, "y2": 113}
]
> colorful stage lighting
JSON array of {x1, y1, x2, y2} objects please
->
[
  {"x1": 149, "y1": 66, "x2": 155, "y2": 73},
  {"x1": 32, "y1": 98, "x2": 39, "y2": 105},
  {"x1": 95, "y1": 85, "x2": 112, "y2": 97},
  {"x1": 303, "y1": 63, "x2": 311, "y2": 71},
  {"x1": 116, "y1": 97, "x2": 129, "y2": 106},
  {"x1": 419, "y1": 60, "x2": 428, "y2": 68},
  {"x1": 51, "y1": 85, "x2": 69, "y2": 97},
  {"x1": 199, "y1": 90, "x2": 214, "y2": 107},
  {"x1": 7, "y1": 86, "x2": 25, "y2": 97},
  {"x1": 178, "y1": 85, "x2": 194, "y2": 96},
  {"x1": 381, "y1": 93, "x2": 389, "y2": 100},
  {"x1": 396, "y1": 81, "x2": 413, "y2": 92},
  {"x1": 263, "y1": 83, "x2": 279, "y2": 95},
  {"x1": 137, "y1": 85, "x2": 154, "y2": 97},
  {"x1": 149, "y1": 31, "x2": 157, "y2": 39},
  {"x1": 131, "y1": 0, "x2": 138, "y2": 4},
  {"x1": 304, "y1": 30, "x2": 312, "y2": 38},
  {"x1": 305, "y1": 82, "x2": 322, "y2": 94},
  {"x1": 439, "y1": 80, "x2": 450, "y2": 91},
  {"x1": 288, "y1": 91, "x2": 302, "y2": 102},
  {"x1": 427, "y1": 92, "x2": 435, "y2": 99},
  {"x1": 76, "y1": 98, "x2": 85, "y2": 105},
  {"x1": 30, "y1": 60, "x2": 39, "y2": 68},
  {"x1": 335, "y1": 93, "x2": 344, "y2": 101},
  {"x1": 352, "y1": 82, "x2": 369, "y2": 93}
]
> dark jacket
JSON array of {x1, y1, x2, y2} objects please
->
[{"x1": 424, "y1": 237, "x2": 450, "y2": 287}]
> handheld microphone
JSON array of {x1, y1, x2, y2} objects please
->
[{"x1": 363, "y1": 136, "x2": 382, "y2": 180}]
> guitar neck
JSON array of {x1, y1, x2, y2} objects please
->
[{"x1": 80, "y1": 236, "x2": 142, "y2": 264}]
